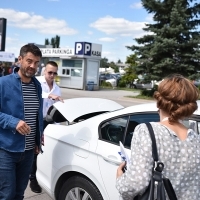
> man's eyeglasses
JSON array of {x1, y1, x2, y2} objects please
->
[{"x1": 47, "y1": 71, "x2": 58, "y2": 76}]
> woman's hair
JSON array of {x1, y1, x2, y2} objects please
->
[{"x1": 154, "y1": 74, "x2": 199, "y2": 123}]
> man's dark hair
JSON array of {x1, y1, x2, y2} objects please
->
[
  {"x1": 19, "y1": 44, "x2": 42, "y2": 58},
  {"x1": 46, "y1": 61, "x2": 58, "y2": 68}
]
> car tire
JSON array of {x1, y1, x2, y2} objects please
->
[{"x1": 58, "y1": 176, "x2": 103, "y2": 200}]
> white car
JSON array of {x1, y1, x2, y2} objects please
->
[
  {"x1": 130, "y1": 79, "x2": 158, "y2": 89},
  {"x1": 106, "y1": 78, "x2": 117, "y2": 87},
  {"x1": 37, "y1": 98, "x2": 200, "y2": 200},
  {"x1": 99, "y1": 73, "x2": 118, "y2": 87}
]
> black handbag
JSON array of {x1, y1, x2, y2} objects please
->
[{"x1": 133, "y1": 123, "x2": 178, "y2": 200}]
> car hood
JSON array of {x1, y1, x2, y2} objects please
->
[{"x1": 49, "y1": 98, "x2": 124, "y2": 123}]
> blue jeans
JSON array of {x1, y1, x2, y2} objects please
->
[
  {"x1": 0, "y1": 148, "x2": 34, "y2": 200},
  {"x1": 29, "y1": 153, "x2": 38, "y2": 180}
]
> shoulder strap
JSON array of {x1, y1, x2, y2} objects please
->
[
  {"x1": 145, "y1": 122, "x2": 158, "y2": 162},
  {"x1": 146, "y1": 123, "x2": 178, "y2": 200}
]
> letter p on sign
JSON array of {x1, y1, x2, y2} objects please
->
[
  {"x1": 75, "y1": 43, "x2": 82, "y2": 54},
  {"x1": 85, "y1": 43, "x2": 91, "y2": 54}
]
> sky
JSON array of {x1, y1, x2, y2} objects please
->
[{"x1": 0, "y1": 0, "x2": 153, "y2": 63}]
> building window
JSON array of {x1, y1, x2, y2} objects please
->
[
  {"x1": 62, "y1": 60, "x2": 82, "y2": 68},
  {"x1": 61, "y1": 59, "x2": 83, "y2": 77}
]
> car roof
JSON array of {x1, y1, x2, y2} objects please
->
[{"x1": 123, "y1": 101, "x2": 200, "y2": 115}]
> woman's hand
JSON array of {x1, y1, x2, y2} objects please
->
[{"x1": 116, "y1": 162, "x2": 126, "y2": 179}]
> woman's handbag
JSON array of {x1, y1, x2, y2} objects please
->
[{"x1": 133, "y1": 123, "x2": 178, "y2": 200}]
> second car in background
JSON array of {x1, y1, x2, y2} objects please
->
[
  {"x1": 130, "y1": 79, "x2": 158, "y2": 89},
  {"x1": 99, "y1": 73, "x2": 121, "y2": 87}
]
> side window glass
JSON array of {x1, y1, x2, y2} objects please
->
[
  {"x1": 124, "y1": 120, "x2": 139, "y2": 148},
  {"x1": 198, "y1": 122, "x2": 200, "y2": 134},
  {"x1": 188, "y1": 120, "x2": 198, "y2": 133},
  {"x1": 100, "y1": 116, "x2": 128, "y2": 145},
  {"x1": 124, "y1": 113, "x2": 159, "y2": 148},
  {"x1": 181, "y1": 118, "x2": 200, "y2": 134}
]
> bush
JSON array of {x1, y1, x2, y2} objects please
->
[
  {"x1": 100, "y1": 80, "x2": 112, "y2": 87},
  {"x1": 118, "y1": 80, "x2": 126, "y2": 88},
  {"x1": 140, "y1": 85, "x2": 158, "y2": 97}
]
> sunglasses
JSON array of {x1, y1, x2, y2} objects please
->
[{"x1": 47, "y1": 71, "x2": 58, "y2": 76}]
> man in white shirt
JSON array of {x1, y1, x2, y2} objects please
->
[{"x1": 29, "y1": 61, "x2": 63, "y2": 193}]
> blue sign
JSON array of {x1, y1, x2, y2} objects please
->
[{"x1": 75, "y1": 42, "x2": 92, "y2": 56}]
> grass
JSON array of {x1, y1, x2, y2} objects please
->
[
  {"x1": 101, "y1": 85, "x2": 200, "y2": 100},
  {"x1": 100, "y1": 86, "x2": 139, "y2": 92},
  {"x1": 126, "y1": 95, "x2": 154, "y2": 100},
  {"x1": 114, "y1": 87, "x2": 139, "y2": 92},
  {"x1": 100, "y1": 86, "x2": 155, "y2": 100}
]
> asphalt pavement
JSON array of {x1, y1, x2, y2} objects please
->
[{"x1": 24, "y1": 87, "x2": 154, "y2": 200}]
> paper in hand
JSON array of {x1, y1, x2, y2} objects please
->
[{"x1": 118, "y1": 141, "x2": 130, "y2": 169}]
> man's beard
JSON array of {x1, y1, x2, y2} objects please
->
[{"x1": 20, "y1": 66, "x2": 36, "y2": 78}]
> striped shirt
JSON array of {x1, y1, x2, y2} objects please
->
[{"x1": 22, "y1": 81, "x2": 39, "y2": 150}]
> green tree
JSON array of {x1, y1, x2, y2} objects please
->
[
  {"x1": 127, "y1": 0, "x2": 200, "y2": 80},
  {"x1": 51, "y1": 37, "x2": 55, "y2": 48},
  {"x1": 121, "y1": 54, "x2": 138, "y2": 86},
  {"x1": 100, "y1": 57, "x2": 109, "y2": 68},
  {"x1": 44, "y1": 35, "x2": 60, "y2": 48},
  {"x1": 55, "y1": 35, "x2": 60, "y2": 48},
  {"x1": 109, "y1": 61, "x2": 119, "y2": 73},
  {"x1": 45, "y1": 38, "x2": 49, "y2": 45}
]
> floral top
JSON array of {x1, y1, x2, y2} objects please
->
[{"x1": 116, "y1": 122, "x2": 200, "y2": 200}]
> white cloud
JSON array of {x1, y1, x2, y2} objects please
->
[
  {"x1": 130, "y1": 2, "x2": 142, "y2": 9},
  {"x1": 90, "y1": 16, "x2": 146, "y2": 37},
  {"x1": 102, "y1": 51, "x2": 115, "y2": 61},
  {"x1": 5, "y1": 39, "x2": 25, "y2": 57},
  {"x1": 0, "y1": 8, "x2": 77, "y2": 35},
  {"x1": 87, "y1": 31, "x2": 93, "y2": 35},
  {"x1": 98, "y1": 37, "x2": 116, "y2": 42},
  {"x1": 6, "y1": 37, "x2": 19, "y2": 44},
  {"x1": 145, "y1": 14, "x2": 154, "y2": 22}
]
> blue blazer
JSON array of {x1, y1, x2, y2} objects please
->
[{"x1": 0, "y1": 67, "x2": 43, "y2": 152}]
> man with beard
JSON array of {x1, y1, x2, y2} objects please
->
[{"x1": 0, "y1": 44, "x2": 43, "y2": 200}]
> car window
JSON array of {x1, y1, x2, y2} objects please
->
[
  {"x1": 181, "y1": 117, "x2": 200, "y2": 134},
  {"x1": 100, "y1": 116, "x2": 128, "y2": 145},
  {"x1": 124, "y1": 113, "x2": 160, "y2": 148},
  {"x1": 99, "y1": 113, "x2": 159, "y2": 147},
  {"x1": 198, "y1": 122, "x2": 200, "y2": 134}
]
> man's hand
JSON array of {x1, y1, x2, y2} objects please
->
[
  {"x1": 16, "y1": 120, "x2": 31, "y2": 135},
  {"x1": 48, "y1": 94, "x2": 64, "y2": 103},
  {"x1": 34, "y1": 145, "x2": 40, "y2": 154}
]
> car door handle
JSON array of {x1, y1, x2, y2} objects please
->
[{"x1": 102, "y1": 155, "x2": 121, "y2": 166}]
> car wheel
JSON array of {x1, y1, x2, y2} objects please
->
[{"x1": 58, "y1": 176, "x2": 103, "y2": 200}]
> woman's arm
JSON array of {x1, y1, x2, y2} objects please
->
[{"x1": 116, "y1": 123, "x2": 154, "y2": 199}]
